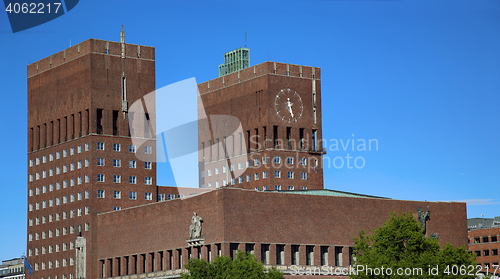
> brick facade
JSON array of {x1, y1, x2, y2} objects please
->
[{"x1": 468, "y1": 227, "x2": 500, "y2": 274}]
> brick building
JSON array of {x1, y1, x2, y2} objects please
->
[
  {"x1": 26, "y1": 35, "x2": 469, "y2": 279},
  {"x1": 468, "y1": 220, "x2": 500, "y2": 275}
]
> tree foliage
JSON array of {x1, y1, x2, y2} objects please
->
[
  {"x1": 182, "y1": 250, "x2": 284, "y2": 279},
  {"x1": 350, "y1": 212, "x2": 476, "y2": 279}
]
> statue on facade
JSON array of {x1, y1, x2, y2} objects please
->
[
  {"x1": 417, "y1": 206, "x2": 430, "y2": 235},
  {"x1": 189, "y1": 212, "x2": 203, "y2": 239}
]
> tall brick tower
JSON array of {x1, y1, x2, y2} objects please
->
[
  {"x1": 198, "y1": 55, "x2": 325, "y2": 191},
  {"x1": 26, "y1": 31, "x2": 156, "y2": 279}
]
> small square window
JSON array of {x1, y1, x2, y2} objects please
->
[
  {"x1": 85, "y1": 159, "x2": 90, "y2": 167},
  {"x1": 129, "y1": 191, "x2": 137, "y2": 200},
  {"x1": 288, "y1": 171, "x2": 294, "y2": 179},
  {"x1": 300, "y1": 158, "x2": 307, "y2": 166},
  {"x1": 97, "y1": 158, "x2": 105, "y2": 166},
  {"x1": 287, "y1": 157, "x2": 294, "y2": 165},
  {"x1": 97, "y1": 174, "x2": 105, "y2": 182},
  {"x1": 288, "y1": 186, "x2": 294, "y2": 190},
  {"x1": 275, "y1": 170, "x2": 281, "y2": 178},
  {"x1": 129, "y1": 145, "x2": 136, "y2": 153},
  {"x1": 97, "y1": 142, "x2": 105, "y2": 150},
  {"x1": 49, "y1": 153, "x2": 54, "y2": 161},
  {"x1": 70, "y1": 147, "x2": 74, "y2": 155},
  {"x1": 114, "y1": 191, "x2": 121, "y2": 199},
  {"x1": 263, "y1": 185, "x2": 268, "y2": 191},
  {"x1": 246, "y1": 174, "x2": 251, "y2": 182},
  {"x1": 77, "y1": 145, "x2": 82, "y2": 153},
  {"x1": 56, "y1": 151, "x2": 61, "y2": 159},
  {"x1": 145, "y1": 177, "x2": 152, "y2": 185},
  {"x1": 274, "y1": 156, "x2": 281, "y2": 164},
  {"x1": 275, "y1": 185, "x2": 281, "y2": 191},
  {"x1": 42, "y1": 155, "x2": 47, "y2": 163},
  {"x1": 301, "y1": 172, "x2": 307, "y2": 180},
  {"x1": 113, "y1": 159, "x2": 121, "y2": 167},
  {"x1": 145, "y1": 146, "x2": 152, "y2": 154},
  {"x1": 113, "y1": 143, "x2": 121, "y2": 152},
  {"x1": 114, "y1": 206, "x2": 121, "y2": 211},
  {"x1": 129, "y1": 176, "x2": 136, "y2": 184},
  {"x1": 129, "y1": 160, "x2": 136, "y2": 168},
  {"x1": 113, "y1": 175, "x2": 121, "y2": 183},
  {"x1": 262, "y1": 157, "x2": 268, "y2": 164},
  {"x1": 255, "y1": 173, "x2": 260, "y2": 180},
  {"x1": 85, "y1": 143, "x2": 90, "y2": 151},
  {"x1": 63, "y1": 149, "x2": 67, "y2": 157},
  {"x1": 145, "y1": 162, "x2": 152, "y2": 169},
  {"x1": 145, "y1": 192, "x2": 152, "y2": 200},
  {"x1": 97, "y1": 190, "x2": 105, "y2": 198}
]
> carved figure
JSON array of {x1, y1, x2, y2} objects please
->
[
  {"x1": 189, "y1": 212, "x2": 203, "y2": 239},
  {"x1": 417, "y1": 206, "x2": 430, "y2": 235}
]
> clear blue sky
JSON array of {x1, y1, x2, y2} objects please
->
[{"x1": 1, "y1": 0, "x2": 499, "y2": 261}]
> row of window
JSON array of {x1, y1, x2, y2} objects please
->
[
  {"x1": 29, "y1": 144, "x2": 90, "y2": 167},
  {"x1": 97, "y1": 143, "x2": 152, "y2": 154},
  {"x1": 97, "y1": 174, "x2": 153, "y2": 185},
  {"x1": 471, "y1": 235, "x2": 499, "y2": 243},
  {"x1": 474, "y1": 248, "x2": 499, "y2": 257},
  {"x1": 97, "y1": 158, "x2": 152, "y2": 169},
  {"x1": 30, "y1": 258, "x2": 75, "y2": 271},
  {"x1": 29, "y1": 191, "x2": 90, "y2": 211},
  {"x1": 98, "y1": 190, "x2": 156, "y2": 200},
  {"x1": 29, "y1": 208, "x2": 90, "y2": 228},
  {"x1": 29, "y1": 160, "x2": 90, "y2": 181},
  {"x1": 202, "y1": 156, "x2": 309, "y2": 177},
  {"x1": 29, "y1": 223, "x2": 90, "y2": 244}
]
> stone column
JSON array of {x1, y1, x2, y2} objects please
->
[
  {"x1": 342, "y1": 246, "x2": 350, "y2": 267},
  {"x1": 314, "y1": 245, "x2": 321, "y2": 266},
  {"x1": 269, "y1": 244, "x2": 277, "y2": 265},
  {"x1": 299, "y1": 245, "x2": 307, "y2": 266},
  {"x1": 284, "y1": 245, "x2": 292, "y2": 266},
  {"x1": 120, "y1": 257, "x2": 127, "y2": 275}
]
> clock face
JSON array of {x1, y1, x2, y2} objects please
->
[{"x1": 275, "y1": 88, "x2": 303, "y2": 123}]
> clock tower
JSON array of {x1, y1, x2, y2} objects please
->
[{"x1": 198, "y1": 57, "x2": 324, "y2": 191}]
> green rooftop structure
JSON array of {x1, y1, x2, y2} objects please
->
[{"x1": 218, "y1": 47, "x2": 250, "y2": 77}]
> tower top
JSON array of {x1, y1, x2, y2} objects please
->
[
  {"x1": 120, "y1": 25, "x2": 125, "y2": 43},
  {"x1": 218, "y1": 47, "x2": 250, "y2": 77}
]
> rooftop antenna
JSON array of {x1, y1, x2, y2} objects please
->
[{"x1": 245, "y1": 30, "x2": 247, "y2": 48}]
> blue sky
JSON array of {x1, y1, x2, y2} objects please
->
[{"x1": 0, "y1": 0, "x2": 499, "y2": 261}]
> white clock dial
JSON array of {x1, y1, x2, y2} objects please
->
[{"x1": 275, "y1": 89, "x2": 303, "y2": 123}]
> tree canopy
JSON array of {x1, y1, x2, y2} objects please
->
[
  {"x1": 182, "y1": 250, "x2": 284, "y2": 279},
  {"x1": 350, "y1": 212, "x2": 476, "y2": 279}
]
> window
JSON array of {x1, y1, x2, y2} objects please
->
[
  {"x1": 42, "y1": 201, "x2": 47, "y2": 208},
  {"x1": 36, "y1": 202, "x2": 40, "y2": 210},
  {"x1": 168, "y1": 194, "x2": 175, "y2": 200},
  {"x1": 49, "y1": 168, "x2": 54, "y2": 176},
  {"x1": 85, "y1": 175, "x2": 90, "y2": 183},
  {"x1": 238, "y1": 176, "x2": 243, "y2": 183},
  {"x1": 97, "y1": 142, "x2": 105, "y2": 150},
  {"x1": 77, "y1": 145, "x2": 82, "y2": 153},
  {"x1": 49, "y1": 184, "x2": 53, "y2": 191},
  {"x1": 238, "y1": 162, "x2": 243, "y2": 169},
  {"x1": 63, "y1": 196, "x2": 67, "y2": 203},
  {"x1": 275, "y1": 170, "x2": 281, "y2": 178},
  {"x1": 114, "y1": 191, "x2": 121, "y2": 199},
  {"x1": 263, "y1": 185, "x2": 268, "y2": 191},
  {"x1": 215, "y1": 167, "x2": 220, "y2": 175},
  {"x1": 70, "y1": 178, "x2": 75, "y2": 186},
  {"x1": 129, "y1": 176, "x2": 137, "y2": 184},
  {"x1": 77, "y1": 161, "x2": 82, "y2": 169},
  {"x1": 246, "y1": 160, "x2": 251, "y2": 167},
  {"x1": 56, "y1": 228, "x2": 60, "y2": 236},
  {"x1": 113, "y1": 143, "x2": 121, "y2": 151},
  {"x1": 63, "y1": 165, "x2": 67, "y2": 173},
  {"x1": 56, "y1": 197, "x2": 60, "y2": 205},
  {"x1": 301, "y1": 172, "x2": 307, "y2": 180},
  {"x1": 70, "y1": 194, "x2": 75, "y2": 202},
  {"x1": 85, "y1": 191, "x2": 89, "y2": 199},
  {"x1": 78, "y1": 192, "x2": 82, "y2": 200},
  {"x1": 223, "y1": 166, "x2": 227, "y2": 173},
  {"x1": 85, "y1": 143, "x2": 90, "y2": 151},
  {"x1": 85, "y1": 223, "x2": 90, "y2": 231},
  {"x1": 492, "y1": 236, "x2": 498, "y2": 242},
  {"x1": 42, "y1": 155, "x2": 47, "y2": 163},
  {"x1": 255, "y1": 187, "x2": 260, "y2": 191},
  {"x1": 49, "y1": 199, "x2": 53, "y2": 207},
  {"x1": 97, "y1": 158, "x2": 105, "y2": 166},
  {"x1": 97, "y1": 190, "x2": 105, "y2": 198},
  {"x1": 56, "y1": 151, "x2": 61, "y2": 159},
  {"x1": 274, "y1": 156, "x2": 281, "y2": 164},
  {"x1": 208, "y1": 169, "x2": 212, "y2": 176},
  {"x1": 254, "y1": 159, "x2": 260, "y2": 166},
  {"x1": 49, "y1": 153, "x2": 54, "y2": 161},
  {"x1": 231, "y1": 178, "x2": 236, "y2": 185},
  {"x1": 484, "y1": 249, "x2": 490, "y2": 256},
  {"x1": 288, "y1": 186, "x2": 295, "y2": 190},
  {"x1": 85, "y1": 206, "x2": 89, "y2": 215},
  {"x1": 85, "y1": 159, "x2": 89, "y2": 167},
  {"x1": 145, "y1": 177, "x2": 152, "y2": 185},
  {"x1": 484, "y1": 236, "x2": 490, "y2": 243},
  {"x1": 158, "y1": 193, "x2": 165, "y2": 201},
  {"x1": 231, "y1": 164, "x2": 235, "y2": 171},
  {"x1": 255, "y1": 173, "x2": 260, "y2": 180},
  {"x1": 36, "y1": 172, "x2": 40, "y2": 180},
  {"x1": 36, "y1": 157, "x2": 40, "y2": 165},
  {"x1": 113, "y1": 175, "x2": 121, "y2": 183},
  {"x1": 63, "y1": 149, "x2": 67, "y2": 157},
  {"x1": 262, "y1": 157, "x2": 268, "y2": 164},
  {"x1": 145, "y1": 162, "x2": 152, "y2": 169},
  {"x1": 29, "y1": 159, "x2": 33, "y2": 167},
  {"x1": 29, "y1": 204, "x2": 33, "y2": 211},
  {"x1": 129, "y1": 160, "x2": 136, "y2": 168},
  {"x1": 129, "y1": 191, "x2": 137, "y2": 200},
  {"x1": 216, "y1": 181, "x2": 220, "y2": 187},
  {"x1": 29, "y1": 219, "x2": 33, "y2": 226},
  {"x1": 29, "y1": 189, "x2": 33, "y2": 196},
  {"x1": 36, "y1": 187, "x2": 40, "y2": 195},
  {"x1": 287, "y1": 157, "x2": 294, "y2": 165},
  {"x1": 70, "y1": 147, "x2": 74, "y2": 155},
  {"x1": 114, "y1": 206, "x2": 121, "y2": 211},
  {"x1": 42, "y1": 185, "x2": 47, "y2": 193},
  {"x1": 300, "y1": 158, "x2": 307, "y2": 165},
  {"x1": 288, "y1": 172, "x2": 294, "y2": 179},
  {"x1": 29, "y1": 174, "x2": 33, "y2": 181},
  {"x1": 275, "y1": 185, "x2": 282, "y2": 191},
  {"x1": 246, "y1": 174, "x2": 251, "y2": 182},
  {"x1": 475, "y1": 250, "x2": 481, "y2": 257},
  {"x1": 145, "y1": 146, "x2": 152, "y2": 154},
  {"x1": 78, "y1": 176, "x2": 82, "y2": 185},
  {"x1": 42, "y1": 170, "x2": 47, "y2": 178},
  {"x1": 97, "y1": 174, "x2": 105, "y2": 182},
  {"x1": 145, "y1": 192, "x2": 152, "y2": 200},
  {"x1": 113, "y1": 159, "x2": 121, "y2": 167},
  {"x1": 129, "y1": 144, "x2": 136, "y2": 153}
]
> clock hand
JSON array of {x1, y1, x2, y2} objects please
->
[{"x1": 287, "y1": 98, "x2": 294, "y2": 118}]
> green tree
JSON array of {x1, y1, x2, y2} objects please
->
[
  {"x1": 182, "y1": 250, "x2": 284, "y2": 279},
  {"x1": 350, "y1": 212, "x2": 476, "y2": 279}
]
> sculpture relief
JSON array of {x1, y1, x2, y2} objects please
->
[
  {"x1": 189, "y1": 212, "x2": 203, "y2": 239},
  {"x1": 417, "y1": 206, "x2": 430, "y2": 235}
]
